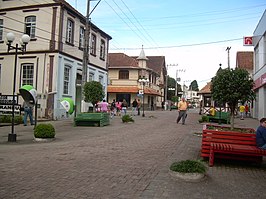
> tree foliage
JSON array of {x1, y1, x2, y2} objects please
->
[
  {"x1": 83, "y1": 81, "x2": 105, "y2": 105},
  {"x1": 167, "y1": 76, "x2": 182, "y2": 100},
  {"x1": 211, "y1": 68, "x2": 255, "y2": 127},
  {"x1": 189, "y1": 80, "x2": 199, "y2": 91}
]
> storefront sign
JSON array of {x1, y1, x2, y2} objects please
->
[
  {"x1": 0, "y1": 104, "x2": 21, "y2": 115},
  {"x1": 0, "y1": 95, "x2": 18, "y2": 105},
  {"x1": 254, "y1": 73, "x2": 266, "y2": 90}
]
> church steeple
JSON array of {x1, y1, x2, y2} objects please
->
[{"x1": 137, "y1": 45, "x2": 148, "y2": 68}]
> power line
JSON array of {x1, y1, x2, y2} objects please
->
[{"x1": 110, "y1": 37, "x2": 243, "y2": 50}]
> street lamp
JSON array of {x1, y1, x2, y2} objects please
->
[
  {"x1": 6, "y1": 32, "x2": 30, "y2": 142},
  {"x1": 138, "y1": 77, "x2": 149, "y2": 117}
]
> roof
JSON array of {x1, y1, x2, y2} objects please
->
[
  {"x1": 131, "y1": 56, "x2": 166, "y2": 74},
  {"x1": 107, "y1": 86, "x2": 161, "y2": 96},
  {"x1": 136, "y1": 48, "x2": 148, "y2": 60},
  {"x1": 236, "y1": 51, "x2": 253, "y2": 70},
  {"x1": 146, "y1": 56, "x2": 166, "y2": 74},
  {"x1": 198, "y1": 82, "x2": 212, "y2": 94},
  {"x1": 108, "y1": 53, "x2": 139, "y2": 68}
]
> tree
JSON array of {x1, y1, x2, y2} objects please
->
[
  {"x1": 211, "y1": 68, "x2": 255, "y2": 128},
  {"x1": 167, "y1": 76, "x2": 182, "y2": 100},
  {"x1": 189, "y1": 80, "x2": 199, "y2": 91},
  {"x1": 83, "y1": 81, "x2": 105, "y2": 108}
]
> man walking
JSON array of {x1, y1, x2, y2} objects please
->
[{"x1": 176, "y1": 97, "x2": 188, "y2": 125}]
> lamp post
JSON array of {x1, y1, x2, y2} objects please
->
[
  {"x1": 138, "y1": 77, "x2": 149, "y2": 117},
  {"x1": 6, "y1": 32, "x2": 30, "y2": 142}
]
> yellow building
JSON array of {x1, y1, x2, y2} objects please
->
[{"x1": 108, "y1": 49, "x2": 166, "y2": 110}]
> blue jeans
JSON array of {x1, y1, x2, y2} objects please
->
[
  {"x1": 259, "y1": 144, "x2": 266, "y2": 150},
  {"x1": 24, "y1": 107, "x2": 34, "y2": 125}
]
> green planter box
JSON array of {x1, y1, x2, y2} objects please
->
[{"x1": 74, "y1": 112, "x2": 110, "y2": 127}]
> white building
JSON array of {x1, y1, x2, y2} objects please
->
[
  {"x1": 253, "y1": 10, "x2": 266, "y2": 119},
  {"x1": 0, "y1": 0, "x2": 112, "y2": 120}
]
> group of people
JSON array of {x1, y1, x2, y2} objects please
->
[{"x1": 95, "y1": 99, "x2": 142, "y2": 118}]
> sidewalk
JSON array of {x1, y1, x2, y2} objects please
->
[{"x1": 0, "y1": 110, "x2": 265, "y2": 199}]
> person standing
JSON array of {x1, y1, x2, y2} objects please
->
[
  {"x1": 239, "y1": 104, "x2": 245, "y2": 120},
  {"x1": 23, "y1": 100, "x2": 34, "y2": 126},
  {"x1": 100, "y1": 100, "x2": 109, "y2": 113},
  {"x1": 256, "y1": 118, "x2": 266, "y2": 149},
  {"x1": 176, "y1": 97, "x2": 188, "y2": 125},
  {"x1": 245, "y1": 104, "x2": 249, "y2": 117},
  {"x1": 132, "y1": 99, "x2": 138, "y2": 116},
  {"x1": 137, "y1": 99, "x2": 141, "y2": 116},
  {"x1": 110, "y1": 99, "x2": 116, "y2": 118},
  {"x1": 121, "y1": 99, "x2": 128, "y2": 116}
]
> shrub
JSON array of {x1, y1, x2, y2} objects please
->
[
  {"x1": 34, "y1": 123, "x2": 55, "y2": 138},
  {"x1": 170, "y1": 160, "x2": 206, "y2": 173},
  {"x1": 201, "y1": 115, "x2": 209, "y2": 122},
  {"x1": 0, "y1": 115, "x2": 23, "y2": 124},
  {"x1": 122, "y1": 114, "x2": 134, "y2": 123}
]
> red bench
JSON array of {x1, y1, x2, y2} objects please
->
[{"x1": 201, "y1": 126, "x2": 266, "y2": 166}]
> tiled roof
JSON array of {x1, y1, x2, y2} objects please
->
[
  {"x1": 108, "y1": 53, "x2": 139, "y2": 68},
  {"x1": 147, "y1": 56, "x2": 166, "y2": 74},
  {"x1": 131, "y1": 56, "x2": 165, "y2": 74},
  {"x1": 236, "y1": 51, "x2": 253, "y2": 70},
  {"x1": 107, "y1": 86, "x2": 161, "y2": 96},
  {"x1": 198, "y1": 82, "x2": 212, "y2": 94}
]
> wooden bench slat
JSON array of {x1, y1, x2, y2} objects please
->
[{"x1": 201, "y1": 125, "x2": 266, "y2": 167}]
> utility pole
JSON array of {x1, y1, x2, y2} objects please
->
[
  {"x1": 81, "y1": 0, "x2": 91, "y2": 112},
  {"x1": 226, "y1": 47, "x2": 231, "y2": 69}
]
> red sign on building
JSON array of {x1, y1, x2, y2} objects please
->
[{"x1": 243, "y1": 36, "x2": 253, "y2": 46}]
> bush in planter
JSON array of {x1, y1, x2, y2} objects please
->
[
  {"x1": 170, "y1": 160, "x2": 206, "y2": 174},
  {"x1": 122, "y1": 114, "x2": 134, "y2": 123},
  {"x1": 34, "y1": 123, "x2": 55, "y2": 138}
]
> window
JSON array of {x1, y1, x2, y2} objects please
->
[
  {"x1": 66, "y1": 19, "x2": 74, "y2": 44},
  {"x1": 79, "y1": 27, "x2": 85, "y2": 49},
  {"x1": 89, "y1": 72, "x2": 94, "y2": 81},
  {"x1": 25, "y1": 16, "x2": 36, "y2": 38},
  {"x1": 99, "y1": 75, "x2": 103, "y2": 84},
  {"x1": 22, "y1": 63, "x2": 34, "y2": 86},
  {"x1": 0, "y1": 19, "x2": 3, "y2": 41},
  {"x1": 63, "y1": 66, "x2": 70, "y2": 94},
  {"x1": 100, "y1": 39, "x2": 105, "y2": 60},
  {"x1": 90, "y1": 33, "x2": 96, "y2": 55},
  {"x1": 119, "y1": 70, "x2": 129, "y2": 79}
]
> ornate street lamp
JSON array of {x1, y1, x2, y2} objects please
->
[
  {"x1": 6, "y1": 32, "x2": 30, "y2": 142},
  {"x1": 138, "y1": 77, "x2": 149, "y2": 117}
]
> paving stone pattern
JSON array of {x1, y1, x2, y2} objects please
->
[{"x1": 0, "y1": 110, "x2": 266, "y2": 199}]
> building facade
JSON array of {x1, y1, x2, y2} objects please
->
[
  {"x1": 253, "y1": 10, "x2": 266, "y2": 119},
  {"x1": 107, "y1": 49, "x2": 166, "y2": 110},
  {"x1": 0, "y1": 0, "x2": 112, "y2": 120}
]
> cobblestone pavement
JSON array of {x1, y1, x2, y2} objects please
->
[{"x1": 0, "y1": 109, "x2": 266, "y2": 199}]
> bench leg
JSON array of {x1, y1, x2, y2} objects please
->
[{"x1": 209, "y1": 148, "x2": 214, "y2": 167}]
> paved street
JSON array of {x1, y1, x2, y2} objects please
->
[{"x1": 0, "y1": 109, "x2": 266, "y2": 199}]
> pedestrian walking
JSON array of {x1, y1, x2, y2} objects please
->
[{"x1": 176, "y1": 97, "x2": 188, "y2": 125}]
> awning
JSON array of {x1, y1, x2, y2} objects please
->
[{"x1": 107, "y1": 86, "x2": 161, "y2": 96}]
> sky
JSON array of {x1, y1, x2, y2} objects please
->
[{"x1": 66, "y1": 0, "x2": 265, "y2": 89}]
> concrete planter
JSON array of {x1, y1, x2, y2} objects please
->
[
  {"x1": 34, "y1": 137, "x2": 55, "y2": 142},
  {"x1": 169, "y1": 169, "x2": 206, "y2": 182}
]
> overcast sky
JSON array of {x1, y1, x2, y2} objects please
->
[{"x1": 66, "y1": 0, "x2": 265, "y2": 89}]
